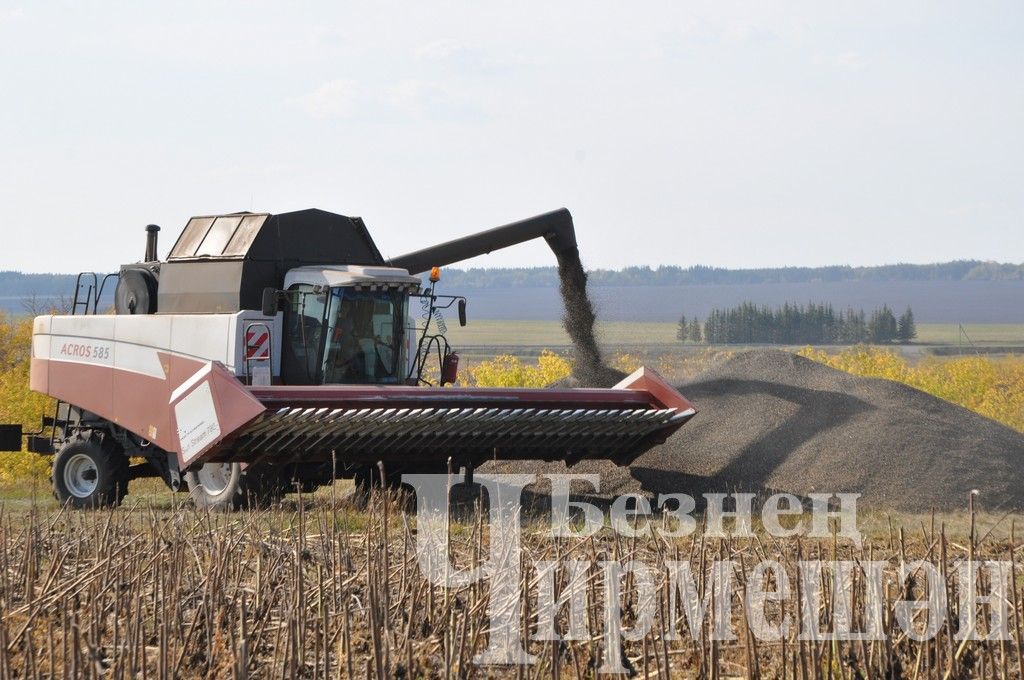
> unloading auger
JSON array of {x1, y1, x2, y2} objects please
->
[{"x1": 0, "y1": 208, "x2": 695, "y2": 509}]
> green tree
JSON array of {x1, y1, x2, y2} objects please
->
[
  {"x1": 897, "y1": 307, "x2": 917, "y2": 344},
  {"x1": 869, "y1": 306, "x2": 898, "y2": 343},
  {"x1": 688, "y1": 317, "x2": 703, "y2": 343},
  {"x1": 699, "y1": 301, "x2": 905, "y2": 345},
  {"x1": 676, "y1": 314, "x2": 688, "y2": 342}
]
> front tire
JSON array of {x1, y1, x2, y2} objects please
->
[
  {"x1": 52, "y1": 436, "x2": 130, "y2": 509},
  {"x1": 185, "y1": 462, "x2": 281, "y2": 511}
]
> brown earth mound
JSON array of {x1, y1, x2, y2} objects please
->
[{"x1": 485, "y1": 350, "x2": 1024, "y2": 512}]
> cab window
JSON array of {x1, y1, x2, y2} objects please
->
[{"x1": 281, "y1": 284, "x2": 327, "y2": 384}]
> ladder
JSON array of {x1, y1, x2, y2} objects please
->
[
  {"x1": 70, "y1": 272, "x2": 119, "y2": 315},
  {"x1": 38, "y1": 271, "x2": 121, "y2": 453}
]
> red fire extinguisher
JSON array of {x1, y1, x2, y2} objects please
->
[{"x1": 440, "y1": 351, "x2": 459, "y2": 386}]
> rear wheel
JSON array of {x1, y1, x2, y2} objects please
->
[
  {"x1": 52, "y1": 436, "x2": 130, "y2": 509},
  {"x1": 351, "y1": 465, "x2": 414, "y2": 507},
  {"x1": 353, "y1": 465, "x2": 404, "y2": 491},
  {"x1": 185, "y1": 462, "x2": 281, "y2": 511}
]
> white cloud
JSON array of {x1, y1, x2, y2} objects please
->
[
  {"x1": 295, "y1": 77, "x2": 468, "y2": 120},
  {"x1": 0, "y1": 6, "x2": 25, "y2": 24},
  {"x1": 834, "y1": 51, "x2": 866, "y2": 70},
  {"x1": 816, "y1": 51, "x2": 867, "y2": 71},
  {"x1": 296, "y1": 79, "x2": 360, "y2": 119},
  {"x1": 417, "y1": 38, "x2": 470, "y2": 62},
  {"x1": 383, "y1": 79, "x2": 443, "y2": 113},
  {"x1": 414, "y1": 37, "x2": 508, "y2": 75}
]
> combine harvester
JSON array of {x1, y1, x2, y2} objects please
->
[{"x1": 0, "y1": 209, "x2": 695, "y2": 509}]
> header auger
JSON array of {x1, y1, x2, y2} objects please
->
[{"x1": 2, "y1": 208, "x2": 695, "y2": 509}]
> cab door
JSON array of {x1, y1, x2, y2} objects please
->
[{"x1": 280, "y1": 284, "x2": 327, "y2": 385}]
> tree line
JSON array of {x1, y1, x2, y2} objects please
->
[
  {"x1": 428, "y1": 260, "x2": 1024, "y2": 289},
  {"x1": 2, "y1": 260, "x2": 1021, "y2": 296},
  {"x1": 678, "y1": 302, "x2": 917, "y2": 345}
]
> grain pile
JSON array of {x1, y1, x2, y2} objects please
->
[{"x1": 489, "y1": 350, "x2": 1024, "y2": 512}]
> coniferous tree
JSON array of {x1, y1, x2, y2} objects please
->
[
  {"x1": 869, "y1": 305, "x2": 898, "y2": 343},
  {"x1": 676, "y1": 314, "x2": 687, "y2": 342},
  {"x1": 688, "y1": 318, "x2": 703, "y2": 343},
  {"x1": 693, "y1": 301, "x2": 909, "y2": 344},
  {"x1": 897, "y1": 307, "x2": 916, "y2": 344},
  {"x1": 705, "y1": 310, "x2": 719, "y2": 343}
]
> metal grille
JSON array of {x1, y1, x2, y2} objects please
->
[{"x1": 224, "y1": 405, "x2": 695, "y2": 467}]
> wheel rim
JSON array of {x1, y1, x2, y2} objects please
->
[
  {"x1": 63, "y1": 453, "x2": 99, "y2": 498},
  {"x1": 196, "y1": 463, "x2": 233, "y2": 495}
]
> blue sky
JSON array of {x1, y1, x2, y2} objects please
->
[{"x1": 0, "y1": 1, "x2": 1020, "y2": 273}]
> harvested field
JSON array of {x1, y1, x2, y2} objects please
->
[
  {"x1": 0, "y1": 493, "x2": 1022, "y2": 678},
  {"x1": 488, "y1": 350, "x2": 1024, "y2": 512}
]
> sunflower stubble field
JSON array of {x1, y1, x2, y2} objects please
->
[
  {"x1": 3, "y1": 309, "x2": 1024, "y2": 677},
  {"x1": 3, "y1": 489, "x2": 1024, "y2": 679}
]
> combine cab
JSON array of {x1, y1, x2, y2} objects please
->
[{"x1": 3, "y1": 208, "x2": 695, "y2": 509}]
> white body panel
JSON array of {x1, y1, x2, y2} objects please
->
[
  {"x1": 284, "y1": 264, "x2": 420, "y2": 289},
  {"x1": 33, "y1": 312, "x2": 283, "y2": 378}
]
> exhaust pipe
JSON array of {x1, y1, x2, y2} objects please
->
[{"x1": 145, "y1": 224, "x2": 160, "y2": 262}]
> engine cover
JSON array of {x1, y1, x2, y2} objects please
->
[{"x1": 115, "y1": 264, "x2": 160, "y2": 314}]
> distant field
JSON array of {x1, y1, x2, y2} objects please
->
[
  {"x1": 914, "y1": 323, "x2": 1024, "y2": 345},
  {"x1": 445, "y1": 320, "x2": 1024, "y2": 349},
  {"x1": 445, "y1": 320, "x2": 679, "y2": 346},
  {"x1": 452, "y1": 280, "x2": 1024, "y2": 323}
]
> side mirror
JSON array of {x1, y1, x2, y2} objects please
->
[
  {"x1": 261, "y1": 288, "x2": 280, "y2": 317},
  {"x1": 458, "y1": 298, "x2": 467, "y2": 326}
]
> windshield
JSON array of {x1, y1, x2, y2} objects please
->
[{"x1": 321, "y1": 287, "x2": 407, "y2": 384}]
